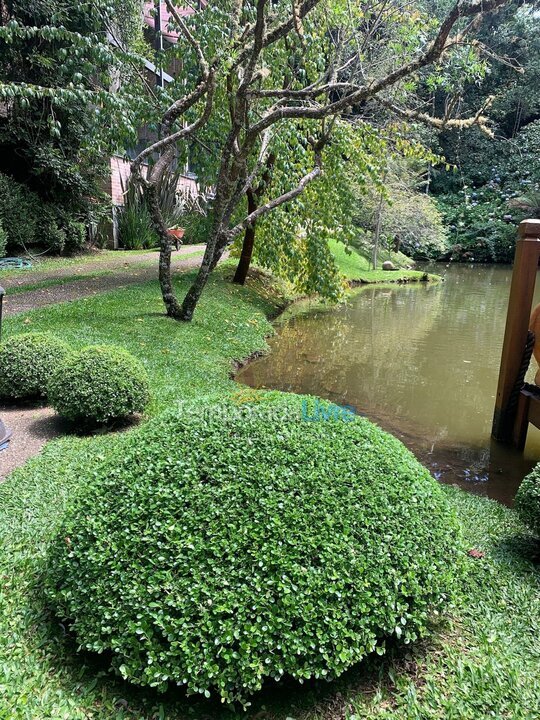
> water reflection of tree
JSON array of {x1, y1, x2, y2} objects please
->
[
  {"x1": 240, "y1": 265, "x2": 538, "y2": 447},
  {"x1": 240, "y1": 281, "x2": 444, "y2": 429}
]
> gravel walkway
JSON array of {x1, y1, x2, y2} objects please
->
[
  {"x1": 0, "y1": 245, "x2": 210, "y2": 477},
  {"x1": 0, "y1": 405, "x2": 62, "y2": 479}
]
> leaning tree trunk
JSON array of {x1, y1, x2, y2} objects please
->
[
  {"x1": 147, "y1": 186, "x2": 183, "y2": 319},
  {"x1": 233, "y1": 189, "x2": 257, "y2": 285},
  {"x1": 179, "y1": 231, "x2": 228, "y2": 321}
]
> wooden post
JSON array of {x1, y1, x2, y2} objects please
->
[{"x1": 492, "y1": 219, "x2": 540, "y2": 442}]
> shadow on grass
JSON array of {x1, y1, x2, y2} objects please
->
[{"x1": 492, "y1": 533, "x2": 540, "y2": 567}]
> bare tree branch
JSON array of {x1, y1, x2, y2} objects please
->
[
  {"x1": 246, "y1": 0, "x2": 510, "y2": 139},
  {"x1": 375, "y1": 95, "x2": 496, "y2": 137},
  {"x1": 228, "y1": 146, "x2": 323, "y2": 240}
]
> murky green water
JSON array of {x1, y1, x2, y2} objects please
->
[{"x1": 237, "y1": 264, "x2": 540, "y2": 505}]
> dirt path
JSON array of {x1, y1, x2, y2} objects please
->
[
  {"x1": 0, "y1": 405, "x2": 61, "y2": 479},
  {"x1": 2, "y1": 246, "x2": 206, "y2": 316},
  {"x1": 0, "y1": 245, "x2": 205, "y2": 288}
]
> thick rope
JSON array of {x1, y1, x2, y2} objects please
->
[{"x1": 507, "y1": 330, "x2": 536, "y2": 414}]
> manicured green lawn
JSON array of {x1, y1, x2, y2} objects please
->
[
  {"x1": 0, "y1": 268, "x2": 538, "y2": 718},
  {"x1": 2, "y1": 268, "x2": 279, "y2": 411},
  {"x1": 329, "y1": 239, "x2": 437, "y2": 283}
]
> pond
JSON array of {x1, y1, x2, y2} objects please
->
[{"x1": 237, "y1": 264, "x2": 540, "y2": 506}]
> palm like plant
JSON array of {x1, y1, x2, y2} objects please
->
[{"x1": 509, "y1": 190, "x2": 540, "y2": 219}]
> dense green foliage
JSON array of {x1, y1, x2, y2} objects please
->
[
  {"x1": 0, "y1": 331, "x2": 70, "y2": 399},
  {"x1": 352, "y1": 162, "x2": 448, "y2": 262},
  {"x1": 48, "y1": 345, "x2": 150, "y2": 423},
  {"x1": 0, "y1": 219, "x2": 7, "y2": 257},
  {"x1": 515, "y1": 465, "x2": 540, "y2": 536},
  {"x1": 46, "y1": 393, "x2": 460, "y2": 703},
  {"x1": 248, "y1": 121, "x2": 385, "y2": 296},
  {"x1": 0, "y1": 0, "x2": 144, "y2": 254},
  {"x1": 432, "y1": 121, "x2": 540, "y2": 262},
  {"x1": 0, "y1": 172, "x2": 86, "y2": 254},
  {"x1": 436, "y1": 187, "x2": 516, "y2": 262},
  {"x1": 117, "y1": 182, "x2": 158, "y2": 251},
  {"x1": 428, "y1": 3, "x2": 540, "y2": 262}
]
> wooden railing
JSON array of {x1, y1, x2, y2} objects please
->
[{"x1": 492, "y1": 219, "x2": 540, "y2": 448}]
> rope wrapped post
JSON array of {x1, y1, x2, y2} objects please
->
[{"x1": 492, "y1": 219, "x2": 540, "y2": 443}]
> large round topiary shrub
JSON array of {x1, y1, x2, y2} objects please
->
[
  {"x1": 46, "y1": 394, "x2": 462, "y2": 704},
  {"x1": 515, "y1": 465, "x2": 540, "y2": 536},
  {"x1": 48, "y1": 345, "x2": 150, "y2": 424},
  {"x1": 0, "y1": 332, "x2": 70, "y2": 399}
]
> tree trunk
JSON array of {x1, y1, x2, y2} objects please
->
[
  {"x1": 147, "y1": 186, "x2": 183, "y2": 318},
  {"x1": 233, "y1": 189, "x2": 257, "y2": 285},
  {"x1": 179, "y1": 231, "x2": 227, "y2": 321}
]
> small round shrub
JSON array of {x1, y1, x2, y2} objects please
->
[
  {"x1": 0, "y1": 332, "x2": 70, "y2": 399},
  {"x1": 515, "y1": 465, "x2": 540, "y2": 536},
  {"x1": 48, "y1": 345, "x2": 150, "y2": 424},
  {"x1": 47, "y1": 394, "x2": 461, "y2": 703}
]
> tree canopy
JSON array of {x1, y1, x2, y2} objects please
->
[{"x1": 129, "y1": 0, "x2": 514, "y2": 321}]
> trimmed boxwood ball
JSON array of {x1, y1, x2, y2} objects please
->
[
  {"x1": 46, "y1": 394, "x2": 462, "y2": 704},
  {"x1": 515, "y1": 464, "x2": 540, "y2": 536},
  {"x1": 0, "y1": 332, "x2": 70, "y2": 399},
  {"x1": 48, "y1": 345, "x2": 150, "y2": 424}
]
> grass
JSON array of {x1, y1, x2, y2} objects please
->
[
  {"x1": 329, "y1": 239, "x2": 439, "y2": 283},
  {"x1": 0, "y1": 248, "x2": 156, "y2": 279},
  {"x1": 5, "y1": 271, "x2": 115, "y2": 295},
  {"x1": 2, "y1": 269, "x2": 279, "y2": 411},
  {"x1": 0, "y1": 267, "x2": 538, "y2": 718}
]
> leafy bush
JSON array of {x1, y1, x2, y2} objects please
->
[
  {"x1": 48, "y1": 345, "x2": 150, "y2": 423},
  {"x1": 0, "y1": 173, "x2": 87, "y2": 255},
  {"x1": 0, "y1": 173, "x2": 40, "y2": 252},
  {"x1": 182, "y1": 208, "x2": 213, "y2": 244},
  {"x1": 515, "y1": 465, "x2": 540, "y2": 536},
  {"x1": 0, "y1": 332, "x2": 70, "y2": 400},
  {"x1": 46, "y1": 394, "x2": 462, "y2": 704},
  {"x1": 117, "y1": 176, "x2": 158, "y2": 250},
  {"x1": 436, "y1": 189, "x2": 517, "y2": 263},
  {"x1": 117, "y1": 202, "x2": 157, "y2": 250},
  {"x1": 432, "y1": 121, "x2": 540, "y2": 263}
]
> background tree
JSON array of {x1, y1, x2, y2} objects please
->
[
  {"x1": 352, "y1": 158, "x2": 449, "y2": 261},
  {"x1": 0, "y1": 0, "x2": 144, "y2": 254},
  {"x1": 424, "y1": 0, "x2": 540, "y2": 261}
]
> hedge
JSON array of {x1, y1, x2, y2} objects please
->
[
  {"x1": 515, "y1": 465, "x2": 540, "y2": 536},
  {"x1": 46, "y1": 394, "x2": 462, "y2": 704},
  {"x1": 48, "y1": 345, "x2": 150, "y2": 424},
  {"x1": 0, "y1": 332, "x2": 70, "y2": 399}
]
